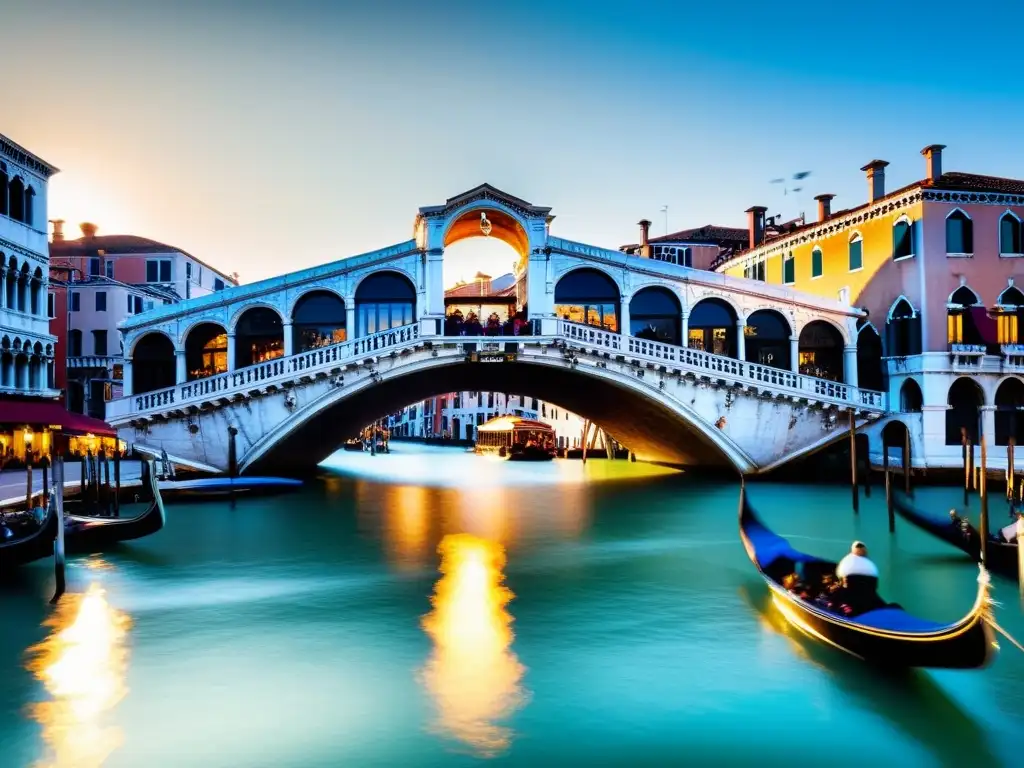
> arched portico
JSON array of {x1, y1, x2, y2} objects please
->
[
  {"x1": 554, "y1": 268, "x2": 620, "y2": 332},
  {"x1": 235, "y1": 307, "x2": 284, "y2": 369},
  {"x1": 185, "y1": 322, "x2": 228, "y2": 380},
  {"x1": 744, "y1": 309, "x2": 791, "y2": 370},
  {"x1": 291, "y1": 290, "x2": 347, "y2": 351},
  {"x1": 629, "y1": 286, "x2": 681, "y2": 345},
  {"x1": 133, "y1": 332, "x2": 176, "y2": 395},
  {"x1": 688, "y1": 297, "x2": 738, "y2": 357}
]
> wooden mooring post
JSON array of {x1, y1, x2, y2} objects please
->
[
  {"x1": 51, "y1": 454, "x2": 66, "y2": 603},
  {"x1": 848, "y1": 410, "x2": 859, "y2": 515},
  {"x1": 885, "y1": 467, "x2": 894, "y2": 533},
  {"x1": 962, "y1": 427, "x2": 970, "y2": 507},
  {"x1": 980, "y1": 431, "x2": 990, "y2": 566}
]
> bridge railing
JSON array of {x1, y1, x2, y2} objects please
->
[
  {"x1": 111, "y1": 318, "x2": 884, "y2": 422},
  {"x1": 114, "y1": 323, "x2": 421, "y2": 419},
  {"x1": 557, "y1": 320, "x2": 885, "y2": 410}
]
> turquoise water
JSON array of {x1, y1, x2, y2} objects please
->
[{"x1": 1, "y1": 443, "x2": 1023, "y2": 767}]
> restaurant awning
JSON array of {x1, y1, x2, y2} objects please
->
[{"x1": 0, "y1": 400, "x2": 116, "y2": 437}]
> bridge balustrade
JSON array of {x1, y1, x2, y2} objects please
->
[{"x1": 112, "y1": 318, "x2": 884, "y2": 422}]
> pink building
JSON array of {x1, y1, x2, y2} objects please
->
[{"x1": 48, "y1": 222, "x2": 237, "y2": 417}]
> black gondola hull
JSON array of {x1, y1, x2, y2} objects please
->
[
  {"x1": 740, "y1": 487, "x2": 996, "y2": 669},
  {"x1": 762, "y1": 580, "x2": 993, "y2": 668},
  {"x1": 0, "y1": 506, "x2": 58, "y2": 570},
  {"x1": 64, "y1": 464, "x2": 166, "y2": 552},
  {"x1": 893, "y1": 493, "x2": 1019, "y2": 580}
]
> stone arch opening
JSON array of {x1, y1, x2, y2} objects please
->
[
  {"x1": 995, "y1": 377, "x2": 1024, "y2": 446},
  {"x1": 857, "y1": 324, "x2": 884, "y2": 391},
  {"x1": 744, "y1": 309, "x2": 791, "y2": 369},
  {"x1": 554, "y1": 268, "x2": 620, "y2": 332},
  {"x1": 687, "y1": 297, "x2": 737, "y2": 357},
  {"x1": 31, "y1": 266, "x2": 43, "y2": 316},
  {"x1": 292, "y1": 290, "x2": 347, "y2": 351},
  {"x1": 899, "y1": 378, "x2": 923, "y2": 412},
  {"x1": 244, "y1": 360, "x2": 745, "y2": 474},
  {"x1": 355, "y1": 271, "x2": 416, "y2": 337},
  {"x1": 235, "y1": 307, "x2": 284, "y2": 368},
  {"x1": 945, "y1": 376, "x2": 984, "y2": 445},
  {"x1": 4, "y1": 255, "x2": 16, "y2": 308},
  {"x1": 185, "y1": 322, "x2": 228, "y2": 380},
  {"x1": 17, "y1": 263, "x2": 29, "y2": 313},
  {"x1": 8, "y1": 176, "x2": 24, "y2": 222},
  {"x1": 443, "y1": 236, "x2": 524, "y2": 337},
  {"x1": 798, "y1": 320, "x2": 844, "y2": 381},
  {"x1": 629, "y1": 286, "x2": 681, "y2": 345},
  {"x1": 132, "y1": 333, "x2": 176, "y2": 395},
  {"x1": 881, "y1": 419, "x2": 911, "y2": 467}
]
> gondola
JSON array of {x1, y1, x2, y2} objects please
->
[
  {"x1": 0, "y1": 502, "x2": 59, "y2": 570},
  {"x1": 64, "y1": 461, "x2": 166, "y2": 553},
  {"x1": 158, "y1": 475, "x2": 303, "y2": 502},
  {"x1": 892, "y1": 492, "x2": 1019, "y2": 580},
  {"x1": 739, "y1": 484, "x2": 997, "y2": 668}
]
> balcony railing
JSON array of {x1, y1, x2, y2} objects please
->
[{"x1": 110, "y1": 318, "x2": 886, "y2": 421}]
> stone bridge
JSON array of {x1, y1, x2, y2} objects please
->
[{"x1": 106, "y1": 184, "x2": 886, "y2": 474}]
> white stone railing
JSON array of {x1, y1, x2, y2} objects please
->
[
  {"x1": 112, "y1": 323, "x2": 421, "y2": 419},
  {"x1": 109, "y1": 317, "x2": 886, "y2": 422},
  {"x1": 557, "y1": 319, "x2": 885, "y2": 410}
]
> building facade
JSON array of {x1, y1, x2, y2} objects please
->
[
  {"x1": 0, "y1": 133, "x2": 59, "y2": 399},
  {"x1": 49, "y1": 223, "x2": 238, "y2": 417},
  {"x1": 713, "y1": 144, "x2": 1024, "y2": 470}
]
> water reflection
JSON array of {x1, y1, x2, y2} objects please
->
[
  {"x1": 419, "y1": 534, "x2": 527, "y2": 757},
  {"x1": 25, "y1": 584, "x2": 131, "y2": 768}
]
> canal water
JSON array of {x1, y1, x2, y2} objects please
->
[{"x1": 2, "y1": 443, "x2": 1023, "y2": 767}]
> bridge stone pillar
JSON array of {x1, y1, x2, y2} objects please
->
[
  {"x1": 425, "y1": 248, "x2": 445, "y2": 319},
  {"x1": 681, "y1": 311, "x2": 690, "y2": 349},
  {"x1": 283, "y1": 322, "x2": 294, "y2": 357},
  {"x1": 122, "y1": 359, "x2": 133, "y2": 397},
  {"x1": 226, "y1": 333, "x2": 236, "y2": 372},
  {"x1": 844, "y1": 345, "x2": 858, "y2": 387},
  {"x1": 346, "y1": 305, "x2": 355, "y2": 340},
  {"x1": 736, "y1": 319, "x2": 746, "y2": 361},
  {"x1": 789, "y1": 336, "x2": 799, "y2": 373},
  {"x1": 619, "y1": 297, "x2": 630, "y2": 339},
  {"x1": 175, "y1": 349, "x2": 186, "y2": 384}
]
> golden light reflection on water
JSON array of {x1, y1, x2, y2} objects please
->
[
  {"x1": 382, "y1": 485, "x2": 431, "y2": 570},
  {"x1": 419, "y1": 534, "x2": 527, "y2": 757},
  {"x1": 25, "y1": 584, "x2": 131, "y2": 768}
]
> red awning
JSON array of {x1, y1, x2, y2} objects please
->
[
  {"x1": 0, "y1": 400, "x2": 116, "y2": 437},
  {"x1": 969, "y1": 306, "x2": 1000, "y2": 345}
]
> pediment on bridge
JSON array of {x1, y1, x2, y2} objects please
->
[{"x1": 418, "y1": 183, "x2": 553, "y2": 222}]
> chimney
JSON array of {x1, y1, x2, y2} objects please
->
[
  {"x1": 80, "y1": 222, "x2": 98, "y2": 239},
  {"x1": 921, "y1": 144, "x2": 945, "y2": 183},
  {"x1": 637, "y1": 219, "x2": 652, "y2": 257},
  {"x1": 860, "y1": 160, "x2": 889, "y2": 204},
  {"x1": 49, "y1": 219, "x2": 65, "y2": 242},
  {"x1": 745, "y1": 206, "x2": 768, "y2": 249},
  {"x1": 814, "y1": 194, "x2": 835, "y2": 223}
]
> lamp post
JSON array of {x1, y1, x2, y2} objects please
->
[{"x1": 24, "y1": 429, "x2": 34, "y2": 513}]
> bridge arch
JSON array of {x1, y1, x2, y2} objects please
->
[
  {"x1": 241, "y1": 353, "x2": 755, "y2": 475},
  {"x1": 629, "y1": 286, "x2": 682, "y2": 344},
  {"x1": 554, "y1": 267, "x2": 621, "y2": 332},
  {"x1": 797, "y1": 320, "x2": 845, "y2": 381},
  {"x1": 132, "y1": 332, "x2": 176, "y2": 395},
  {"x1": 688, "y1": 296, "x2": 739, "y2": 357},
  {"x1": 744, "y1": 309, "x2": 791, "y2": 369},
  {"x1": 184, "y1": 322, "x2": 228, "y2": 381},
  {"x1": 354, "y1": 270, "x2": 416, "y2": 337},
  {"x1": 290, "y1": 289, "x2": 348, "y2": 351},
  {"x1": 442, "y1": 202, "x2": 530, "y2": 261},
  {"x1": 233, "y1": 306, "x2": 285, "y2": 369}
]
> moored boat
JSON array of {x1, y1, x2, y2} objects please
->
[
  {"x1": 64, "y1": 461, "x2": 166, "y2": 552},
  {"x1": 739, "y1": 484, "x2": 997, "y2": 668},
  {"x1": 158, "y1": 475, "x2": 303, "y2": 501},
  {"x1": 0, "y1": 503, "x2": 59, "y2": 570},
  {"x1": 892, "y1": 493, "x2": 1019, "y2": 580},
  {"x1": 475, "y1": 416, "x2": 556, "y2": 461}
]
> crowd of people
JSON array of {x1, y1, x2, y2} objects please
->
[{"x1": 443, "y1": 309, "x2": 532, "y2": 337}]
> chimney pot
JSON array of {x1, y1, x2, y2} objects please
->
[
  {"x1": 80, "y1": 222, "x2": 98, "y2": 239},
  {"x1": 49, "y1": 219, "x2": 65, "y2": 242},
  {"x1": 921, "y1": 144, "x2": 946, "y2": 183},
  {"x1": 814, "y1": 194, "x2": 835, "y2": 223},
  {"x1": 637, "y1": 219, "x2": 652, "y2": 257},
  {"x1": 859, "y1": 160, "x2": 889, "y2": 204},
  {"x1": 745, "y1": 206, "x2": 768, "y2": 249}
]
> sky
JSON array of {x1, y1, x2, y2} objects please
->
[{"x1": 5, "y1": 0, "x2": 1024, "y2": 285}]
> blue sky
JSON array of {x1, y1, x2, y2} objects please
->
[{"x1": 5, "y1": 0, "x2": 1023, "y2": 283}]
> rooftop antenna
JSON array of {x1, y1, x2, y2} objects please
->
[{"x1": 660, "y1": 205, "x2": 668, "y2": 236}]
